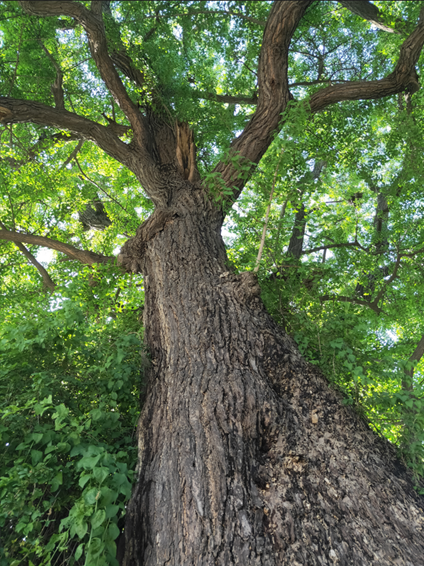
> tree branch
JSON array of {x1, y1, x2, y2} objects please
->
[
  {"x1": 74, "y1": 156, "x2": 129, "y2": 215},
  {"x1": 320, "y1": 294, "x2": 383, "y2": 314},
  {"x1": 212, "y1": 2, "x2": 424, "y2": 208},
  {"x1": 212, "y1": 1, "x2": 313, "y2": 202},
  {"x1": 175, "y1": 9, "x2": 266, "y2": 26},
  {"x1": 0, "y1": 97, "x2": 133, "y2": 170},
  {"x1": 0, "y1": 221, "x2": 56, "y2": 291},
  {"x1": 18, "y1": 1, "x2": 149, "y2": 148},
  {"x1": 38, "y1": 40, "x2": 65, "y2": 110},
  {"x1": 193, "y1": 91, "x2": 258, "y2": 105},
  {"x1": 61, "y1": 139, "x2": 84, "y2": 169},
  {"x1": 302, "y1": 240, "x2": 368, "y2": 255},
  {"x1": 370, "y1": 253, "x2": 402, "y2": 310},
  {"x1": 192, "y1": 80, "x2": 353, "y2": 106},
  {"x1": 309, "y1": 8, "x2": 424, "y2": 114},
  {"x1": 0, "y1": 226, "x2": 112, "y2": 266},
  {"x1": 15, "y1": 242, "x2": 56, "y2": 291},
  {"x1": 338, "y1": 1, "x2": 408, "y2": 35},
  {"x1": 403, "y1": 335, "x2": 424, "y2": 388}
]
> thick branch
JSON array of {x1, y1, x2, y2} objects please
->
[
  {"x1": 18, "y1": 1, "x2": 148, "y2": 148},
  {"x1": 192, "y1": 80, "x2": 355, "y2": 106},
  {"x1": 309, "y1": 9, "x2": 424, "y2": 114},
  {"x1": 0, "y1": 227, "x2": 112, "y2": 266},
  {"x1": 212, "y1": 1, "x2": 313, "y2": 200}
]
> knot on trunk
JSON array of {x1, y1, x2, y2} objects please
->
[
  {"x1": 118, "y1": 209, "x2": 177, "y2": 273},
  {"x1": 0, "y1": 106, "x2": 12, "y2": 123},
  {"x1": 234, "y1": 271, "x2": 261, "y2": 302}
]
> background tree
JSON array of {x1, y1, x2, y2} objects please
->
[{"x1": 1, "y1": 1, "x2": 424, "y2": 565}]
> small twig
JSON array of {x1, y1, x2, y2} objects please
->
[
  {"x1": 74, "y1": 157, "x2": 128, "y2": 214},
  {"x1": 61, "y1": 139, "x2": 84, "y2": 169}
]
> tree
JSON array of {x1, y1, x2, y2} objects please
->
[{"x1": 1, "y1": 1, "x2": 424, "y2": 564}]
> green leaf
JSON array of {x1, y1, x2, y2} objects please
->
[
  {"x1": 31, "y1": 432, "x2": 44, "y2": 443},
  {"x1": 31, "y1": 449, "x2": 43, "y2": 465},
  {"x1": 75, "y1": 543, "x2": 84, "y2": 561},
  {"x1": 108, "y1": 522, "x2": 120, "y2": 540},
  {"x1": 79, "y1": 474, "x2": 92, "y2": 488},
  {"x1": 93, "y1": 466, "x2": 109, "y2": 485},
  {"x1": 105, "y1": 504, "x2": 120, "y2": 519},
  {"x1": 78, "y1": 454, "x2": 101, "y2": 470},
  {"x1": 51, "y1": 471, "x2": 63, "y2": 492},
  {"x1": 75, "y1": 521, "x2": 88, "y2": 539},
  {"x1": 84, "y1": 487, "x2": 100, "y2": 505},
  {"x1": 91, "y1": 509, "x2": 106, "y2": 530}
]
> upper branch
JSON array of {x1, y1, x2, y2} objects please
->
[
  {"x1": 212, "y1": 1, "x2": 313, "y2": 201},
  {"x1": 338, "y1": 1, "x2": 409, "y2": 35},
  {"x1": 0, "y1": 220, "x2": 56, "y2": 290},
  {"x1": 14, "y1": 241, "x2": 56, "y2": 291},
  {"x1": 38, "y1": 40, "x2": 65, "y2": 110},
  {"x1": 309, "y1": 7, "x2": 424, "y2": 113},
  {"x1": 18, "y1": 1, "x2": 149, "y2": 148},
  {"x1": 213, "y1": 1, "x2": 424, "y2": 209}
]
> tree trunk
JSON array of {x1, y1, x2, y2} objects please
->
[{"x1": 120, "y1": 183, "x2": 424, "y2": 566}]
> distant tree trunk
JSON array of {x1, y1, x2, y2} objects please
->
[
  {"x1": 286, "y1": 161, "x2": 325, "y2": 260},
  {"x1": 120, "y1": 176, "x2": 424, "y2": 566},
  {"x1": 287, "y1": 202, "x2": 306, "y2": 259}
]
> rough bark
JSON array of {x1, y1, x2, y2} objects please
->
[
  {"x1": 78, "y1": 201, "x2": 112, "y2": 232},
  {"x1": 121, "y1": 182, "x2": 424, "y2": 566}
]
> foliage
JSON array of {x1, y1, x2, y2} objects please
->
[
  {"x1": 1, "y1": 0, "x2": 424, "y2": 563},
  {"x1": 0, "y1": 272, "x2": 144, "y2": 565}
]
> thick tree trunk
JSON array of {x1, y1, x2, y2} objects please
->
[{"x1": 120, "y1": 184, "x2": 424, "y2": 566}]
